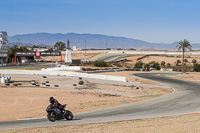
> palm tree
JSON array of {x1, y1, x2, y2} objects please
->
[{"x1": 176, "y1": 39, "x2": 192, "y2": 73}]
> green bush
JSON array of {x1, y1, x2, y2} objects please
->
[
  {"x1": 192, "y1": 59, "x2": 197, "y2": 64},
  {"x1": 144, "y1": 63, "x2": 150, "y2": 70},
  {"x1": 149, "y1": 61, "x2": 161, "y2": 70},
  {"x1": 161, "y1": 61, "x2": 165, "y2": 67},
  {"x1": 194, "y1": 63, "x2": 200, "y2": 72},
  {"x1": 166, "y1": 63, "x2": 171, "y2": 67},
  {"x1": 134, "y1": 61, "x2": 143, "y2": 68},
  {"x1": 93, "y1": 61, "x2": 108, "y2": 67}
]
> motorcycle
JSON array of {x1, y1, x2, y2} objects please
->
[{"x1": 46, "y1": 104, "x2": 73, "y2": 122}]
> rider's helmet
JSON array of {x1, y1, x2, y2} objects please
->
[{"x1": 49, "y1": 97, "x2": 55, "y2": 104}]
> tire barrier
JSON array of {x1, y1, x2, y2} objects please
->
[
  {"x1": 0, "y1": 70, "x2": 127, "y2": 82},
  {"x1": 125, "y1": 68, "x2": 149, "y2": 71},
  {"x1": 79, "y1": 81, "x2": 84, "y2": 85},
  {"x1": 32, "y1": 80, "x2": 36, "y2": 85},
  {"x1": 0, "y1": 76, "x2": 11, "y2": 83},
  {"x1": 73, "y1": 84, "x2": 77, "y2": 86}
]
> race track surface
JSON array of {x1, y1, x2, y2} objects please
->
[
  {"x1": 1, "y1": 73, "x2": 200, "y2": 130},
  {"x1": 95, "y1": 54, "x2": 133, "y2": 62}
]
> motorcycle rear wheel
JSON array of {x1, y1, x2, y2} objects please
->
[
  {"x1": 47, "y1": 112, "x2": 56, "y2": 122},
  {"x1": 65, "y1": 110, "x2": 73, "y2": 120}
]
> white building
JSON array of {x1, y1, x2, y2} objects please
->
[
  {"x1": 0, "y1": 31, "x2": 8, "y2": 46},
  {"x1": 0, "y1": 31, "x2": 8, "y2": 62},
  {"x1": 72, "y1": 45, "x2": 81, "y2": 51}
]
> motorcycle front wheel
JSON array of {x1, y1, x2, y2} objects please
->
[
  {"x1": 47, "y1": 112, "x2": 56, "y2": 122},
  {"x1": 65, "y1": 110, "x2": 73, "y2": 120}
]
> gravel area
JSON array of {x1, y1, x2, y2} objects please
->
[
  {"x1": 0, "y1": 73, "x2": 171, "y2": 121},
  {"x1": 2, "y1": 71, "x2": 199, "y2": 132}
]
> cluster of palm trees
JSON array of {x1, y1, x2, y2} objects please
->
[{"x1": 176, "y1": 39, "x2": 192, "y2": 73}]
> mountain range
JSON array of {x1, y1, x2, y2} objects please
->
[{"x1": 7, "y1": 33, "x2": 200, "y2": 50}]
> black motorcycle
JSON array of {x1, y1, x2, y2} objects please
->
[{"x1": 46, "y1": 104, "x2": 73, "y2": 122}]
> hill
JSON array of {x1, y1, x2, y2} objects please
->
[{"x1": 7, "y1": 33, "x2": 200, "y2": 50}]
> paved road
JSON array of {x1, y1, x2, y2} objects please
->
[
  {"x1": 0, "y1": 62, "x2": 53, "y2": 69},
  {"x1": 1, "y1": 73, "x2": 200, "y2": 130},
  {"x1": 95, "y1": 54, "x2": 134, "y2": 62}
]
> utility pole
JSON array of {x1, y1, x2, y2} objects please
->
[
  {"x1": 67, "y1": 40, "x2": 70, "y2": 50},
  {"x1": 84, "y1": 40, "x2": 86, "y2": 54},
  {"x1": 106, "y1": 40, "x2": 107, "y2": 49},
  {"x1": 17, "y1": 38, "x2": 20, "y2": 47}
]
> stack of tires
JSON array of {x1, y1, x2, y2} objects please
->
[{"x1": 0, "y1": 76, "x2": 11, "y2": 83}]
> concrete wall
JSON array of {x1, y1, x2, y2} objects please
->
[{"x1": 0, "y1": 70, "x2": 127, "y2": 82}]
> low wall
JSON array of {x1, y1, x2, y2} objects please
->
[
  {"x1": 0, "y1": 70, "x2": 127, "y2": 82},
  {"x1": 160, "y1": 68, "x2": 174, "y2": 71},
  {"x1": 41, "y1": 66, "x2": 82, "y2": 71}
]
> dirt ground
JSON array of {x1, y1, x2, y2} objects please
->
[
  {"x1": 163, "y1": 72, "x2": 200, "y2": 84},
  {"x1": 0, "y1": 74, "x2": 170, "y2": 121},
  {"x1": 127, "y1": 55, "x2": 200, "y2": 66},
  {"x1": 2, "y1": 71, "x2": 200, "y2": 132},
  {"x1": 96, "y1": 71, "x2": 158, "y2": 85},
  {"x1": 3, "y1": 113, "x2": 200, "y2": 133}
]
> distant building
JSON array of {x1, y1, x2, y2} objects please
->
[
  {"x1": 33, "y1": 48, "x2": 48, "y2": 52},
  {"x1": 0, "y1": 31, "x2": 8, "y2": 46},
  {"x1": 72, "y1": 45, "x2": 81, "y2": 51},
  {"x1": 0, "y1": 31, "x2": 8, "y2": 63}
]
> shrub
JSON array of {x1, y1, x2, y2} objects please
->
[
  {"x1": 184, "y1": 59, "x2": 188, "y2": 65},
  {"x1": 194, "y1": 63, "x2": 200, "y2": 72},
  {"x1": 161, "y1": 61, "x2": 165, "y2": 67},
  {"x1": 134, "y1": 61, "x2": 143, "y2": 68},
  {"x1": 192, "y1": 59, "x2": 197, "y2": 64},
  {"x1": 93, "y1": 61, "x2": 108, "y2": 67},
  {"x1": 149, "y1": 61, "x2": 161, "y2": 70},
  {"x1": 166, "y1": 63, "x2": 171, "y2": 67},
  {"x1": 144, "y1": 63, "x2": 150, "y2": 70},
  {"x1": 176, "y1": 59, "x2": 181, "y2": 66}
]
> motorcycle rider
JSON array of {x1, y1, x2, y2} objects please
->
[{"x1": 49, "y1": 97, "x2": 63, "y2": 116}]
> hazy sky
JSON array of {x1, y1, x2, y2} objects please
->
[{"x1": 1, "y1": 0, "x2": 200, "y2": 43}]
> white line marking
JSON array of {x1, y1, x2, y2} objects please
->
[
  {"x1": 17, "y1": 116, "x2": 46, "y2": 121},
  {"x1": 171, "y1": 88, "x2": 176, "y2": 93}
]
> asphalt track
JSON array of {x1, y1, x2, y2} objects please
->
[
  {"x1": 95, "y1": 54, "x2": 134, "y2": 62},
  {"x1": 1, "y1": 73, "x2": 200, "y2": 130}
]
